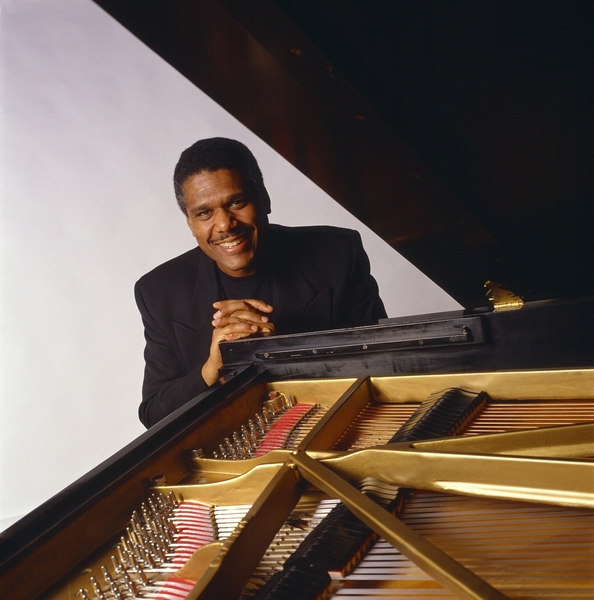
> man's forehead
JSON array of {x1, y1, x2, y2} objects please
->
[{"x1": 184, "y1": 168, "x2": 247, "y2": 197}]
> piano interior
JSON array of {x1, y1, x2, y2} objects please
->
[{"x1": 5, "y1": 368, "x2": 593, "y2": 600}]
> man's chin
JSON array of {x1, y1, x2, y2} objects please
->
[{"x1": 218, "y1": 256, "x2": 257, "y2": 277}]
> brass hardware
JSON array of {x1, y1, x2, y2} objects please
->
[{"x1": 485, "y1": 280, "x2": 524, "y2": 310}]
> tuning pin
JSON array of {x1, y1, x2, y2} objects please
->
[
  {"x1": 149, "y1": 539, "x2": 167, "y2": 564},
  {"x1": 121, "y1": 569, "x2": 140, "y2": 596},
  {"x1": 277, "y1": 392, "x2": 289, "y2": 411},
  {"x1": 145, "y1": 517, "x2": 162, "y2": 540},
  {"x1": 110, "y1": 554, "x2": 123, "y2": 575},
  {"x1": 153, "y1": 491, "x2": 170, "y2": 514},
  {"x1": 128, "y1": 552, "x2": 149, "y2": 586},
  {"x1": 130, "y1": 510, "x2": 141, "y2": 531},
  {"x1": 167, "y1": 491, "x2": 179, "y2": 509},
  {"x1": 147, "y1": 496, "x2": 159, "y2": 516},
  {"x1": 109, "y1": 581, "x2": 125, "y2": 600},
  {"x1": 137, "y1": 544, "x2": 155, "y2": 569},
  {"x1": 150, "y1": 515, "x2": 170, "y2": 544},
  {"x1": 241, "y1": 426, "x2": 253, "y2": 452},
  {"x1": 232, "y1": 432, "x2": 249, "y2": 458},
  {"x1": 162, "y1": 510, "x2": 177, "y2": 534},
  {"x1": 255, "y1": 414, "x2": 266, "y2": 434},
  {"x1": 116, "y1": 544, "x2": 131, "y2": 570},
  {"x1": 101, "y1": 565, "x2": 124, "y2": 599},
  {"x1": 101, "y1": 565, "x2": 113, "y2": 586},
  {"x1": 129, "y1": 542, "x2": 143, "y2": 564},
  {"x1": 224, "y1": 437, "x2": 237, "y2": 459},
  {"x1": 89, "y1": 576, "x2": 106, "y2": 600},
  {"x1": 247, "y1": 420, "x2": 259, "y2": 443},
  {"x1": 126, "y1": 526, "x2": 138, "y2": 546}
]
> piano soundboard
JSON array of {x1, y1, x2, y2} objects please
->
[{"x1": 3, "y1": 368, "x2": 592, "y2": 600}]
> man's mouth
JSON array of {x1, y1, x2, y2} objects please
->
[
  {"x1": 213, "y1": 232, "x2": 248, "y2": 249},
  {"x1": 218, "y1": 238, "x2": 243, "y2": 249}
]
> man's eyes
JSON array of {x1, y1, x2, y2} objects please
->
[
  {"x1": 229, "y1": 199, "x2": 247, "y2": 208},
  {"x1": 193, "y1": 200, "x2": 248, "y2": 219}
]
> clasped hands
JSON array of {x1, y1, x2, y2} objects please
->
[{"x1": 201, "y1": 298, "x2": 275, "y2": 386}]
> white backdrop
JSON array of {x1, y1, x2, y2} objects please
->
[{"x1": 0, "y1": 0, "x2": 460, "y2": 530}]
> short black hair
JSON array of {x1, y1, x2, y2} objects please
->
[{"x1": 173, "y1": 137, "x2": 271, "y2": 214}]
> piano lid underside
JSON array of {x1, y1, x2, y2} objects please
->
[{"x1": 90, "y1": 0, "x2": 594, "y2": 306}]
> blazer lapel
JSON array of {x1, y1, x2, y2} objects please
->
[
  {"x1": 173, "y1": 250, "x2": 220, "y2": 370},
  {"x1": 272, "y1": 259, "x2": 333, "y2": 334}
]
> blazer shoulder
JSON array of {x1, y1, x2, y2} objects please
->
[
  {"x1": 270, "y1": 224, "x2": 360, "y2": 253},
  {"x1": 136, "y1": 247, "x2": 202, "y2": 288},
  {"x1": 268, "y1": 225, "x2": 365, "y2": 286},
  {"x1": 134, "y1": 247, "x2": 208, "y2": 311}
]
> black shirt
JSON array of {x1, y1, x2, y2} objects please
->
[{"x1": 216, "y1": 268, "x2": 275, "y2": 306}]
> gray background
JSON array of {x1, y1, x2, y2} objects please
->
[{"x1": 0, "y1": 0, "x2": 460, "y2": 530}]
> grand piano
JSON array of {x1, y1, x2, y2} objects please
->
[{"x1": 2, "y1": 2, "x2": 593, "y2": 599}]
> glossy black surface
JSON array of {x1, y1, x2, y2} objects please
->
[{"x1": 220, "y1": 297, "x2": 594, "y2": 380}]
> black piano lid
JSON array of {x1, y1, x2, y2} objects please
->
[{"x1": 91, "y1": 0, "x2": 594, "y2": 308}]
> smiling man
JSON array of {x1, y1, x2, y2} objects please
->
[{"x1": 135, "y1": 138, "x2": 386, "y2": 427}]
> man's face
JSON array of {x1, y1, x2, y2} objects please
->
[{"x1": 184, "y1": 168, "x2": 268, "y2": 277}]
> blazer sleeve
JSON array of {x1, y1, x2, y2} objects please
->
[
  {"x1": 343, "y1": 229, "x2": 387, "y2": 325},
  {"x1": 134, "y1": 281, "x2": 209, "y2": 428}
]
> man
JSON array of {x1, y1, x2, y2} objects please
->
[{"x1": 135, "y1": 138, "x2": 386, "y2": 427}]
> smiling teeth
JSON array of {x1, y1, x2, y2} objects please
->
[{"x1": 219, "y1": 238, "x2": 242, "y2": 248}]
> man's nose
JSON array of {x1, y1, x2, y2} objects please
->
[{"x1": 214, "y1": 207, "x2": 236, "y2": 231}]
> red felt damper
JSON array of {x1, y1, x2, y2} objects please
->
[{"x1": 255, "y1": 404, "x2": 314, "y2": 456}]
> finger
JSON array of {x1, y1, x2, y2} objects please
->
[
  {"x1": 220, "y1": 321, "x2": 259, "y2": 335},
  {"x1": 221, "y1": 331, "x2": 257, "y2": 341},
  {"x1": 260, "y1": 323, "x2": 275, "y2": 337},
  {"x1": 259, "y1": 322, "x2": 275, "y2": 334},
  {"x1": 213, "y1": 299, "x2": 274, "y2": 317},
  {"x1": 213, "y1": 315, "x2": 276, "y2": 337},
  {"x1": 223, "y1": 326, "x2": 274, "y2": 341},
  {"x1": 216, "y1": 321, "x2": 275, "y2": 341},
  {"x1": 213, "y1": 310, "x2": 270, "y2": 327},
  {"x1": 244, "y1": 298, "x2": 274, "y2": 313},
  {"x1": 214, "y1": 298, "x2": 274, "y2": 311},
  {"x1": 213, "y1": 305, "x2": 272, "y2": 324}
]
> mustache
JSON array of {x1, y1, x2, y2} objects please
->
[{"x1": 210, "y1": 226, "x2": 252, "y2": 244}]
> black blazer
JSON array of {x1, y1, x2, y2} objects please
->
[{"x1": 134, "y1": 225, "x2": 386, "y2": 427}]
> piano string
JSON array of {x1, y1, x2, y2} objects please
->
[{"x1": 69, "y1": 382, "x2": 594, "y2": 599}]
